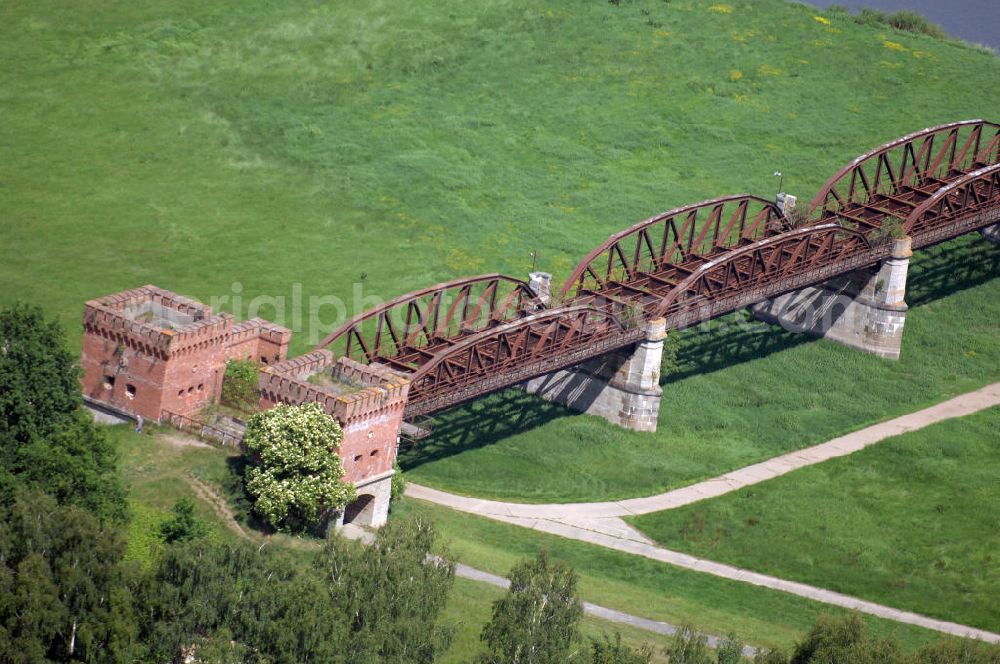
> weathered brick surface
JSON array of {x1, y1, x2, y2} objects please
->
[
  {"x1": 259, "y1": 357, "x2": 410, "y2": 485},
  {"x1": 227, "y1": 318, "x2": 291, "y2": 365},
  {"x1": 81, "y1": 286, "x2": 291, "y2": 420},
  {"x1": 83, "y1": 285, "x2": 407, "y2": 528}
]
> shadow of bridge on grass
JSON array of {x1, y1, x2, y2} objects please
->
[
  {"x1": 396, "y1": 389, "x2": 579, "y2": 471},
  {"x1": 399, "y1": 235, "x2": 1000, "y2": 469}
]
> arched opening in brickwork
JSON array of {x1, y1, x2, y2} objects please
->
[{"x1": 342, "y1": 494, "x2": 376, "y2": 526}]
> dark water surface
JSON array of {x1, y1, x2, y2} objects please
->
[{"x1": 808, "y1": 0, "x2": 999, "y2": 51}]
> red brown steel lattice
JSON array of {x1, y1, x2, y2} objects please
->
[{"x1": 313, "y1": 120, "x2": 1000, "y2": 418}]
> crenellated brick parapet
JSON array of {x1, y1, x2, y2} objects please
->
[
  {"x1": 333, "y1": 357, "x2": 407, "y2": 387},
  {"x1": 266, "y1": 350, "x2": 335, "y2": 379},
  {"x1": 84, "y1": 285, "x2": 234, "y2": 360},
  {"x1": 96, "y1": 284, "x2": 210, "y2": 319},
  {"x1": 258, "y1": 355, "x2": 411, "y2": 518},
  {"x1": 334, "y1": 374, "x2": 409, "y2": 425},
  {"x1": 81, "y1": 284, "x2": 293, "y2": 421},
  {"x1": 258, "y1": 369, "x2": 342, "y2": 413},
  {"x1": 227, "y1": 318, "x2": 292, "y2": 365},
  {"x1": 258, "y1": 357, "x2": 410, "y2": 424}
]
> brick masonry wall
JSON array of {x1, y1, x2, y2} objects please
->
[
  {"x1": 258, "y1": 358, "x2": 410, "y2": 484},
  {"x1": 81, "y1": 324, "x2": 169, "y2": 421},
  {"x1": 227, "y1": 318, "x2": 291, "y2": 365},
  {"x1": 83, "y1": 285, "x2": 408, "y2": 525},
  {"x1": 81, "y1": 286, "x2": 295, "y2": 421}
]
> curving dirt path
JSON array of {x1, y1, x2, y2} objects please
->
[
  {"x1": 407, "y1": 382, "x2": 1000, "y2": 643},
  {"x1": 184, "y1": 474, "x2": 249, "y2": 540}
]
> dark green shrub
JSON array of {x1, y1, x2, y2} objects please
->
[
  {"x1": 159, "y1": 497, "x2": 208, "y2": 543},
  {"x1": 886, "y1": 10, "x2": 947, "y2": 39},
  {"x1": 221, "y1": 358, "x2": 260, "y2": 412},
  {"x1": 391, "y1": 460, "x2": 406, "y2": 506}
]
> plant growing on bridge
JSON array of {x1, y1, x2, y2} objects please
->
[
  {"x1": 873, "y1": 215, "x2": 907, "y2": 243},
  {"x1": 242, "y1": 402, "x2": 354, "y2": 532}
]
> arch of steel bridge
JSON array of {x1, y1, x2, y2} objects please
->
[
  {"x1": 560, "y1": 194, "x2": 786, "y2": 299},
  {"x1": 314, "y1": 273, "x2": 541, "y2": 365},
  {"x1": 404, "y1": 305, "x2": 634, "y2": 416},
  {"x1": 809, "y1": 119, "x2": 1000, "y2": 216},
  {"x1": 904, "y1": 163, "x2": 1000, "y2": 238},
  {"x1": 650, "y1": 223, "x2": 872, "y2": 324}
]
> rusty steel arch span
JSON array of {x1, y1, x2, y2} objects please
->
[
  {"x1": 904, "y1": 163, "x2": 1000, "y2": 245},
  {"x1": 810, "y1": 119, "x2": 1000, "y2": 233},
  {"x1": 404, "y1": 306, "x2": 637, "y2": 417},
  {"x1": 304, "y1": 119, "x2": 1000, "y2": 419},
  {"x1": 653, "y1": 224, "x2": 872, "y2": 326},
  {"x1": 315, "y1": 274, "x2": 541, "y2": 371},
  {"x1": 561, "y1": 195, "x2": 787, "y2": 300}
]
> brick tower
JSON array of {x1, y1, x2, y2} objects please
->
[{"x1": 81, "y1": 285, "x2": 290, "y2": 421}]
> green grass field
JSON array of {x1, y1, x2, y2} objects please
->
[
  {"x1": 3, "y1": 0, "x2": 998, "y2": 349},
  {"x1": 394, "y1": 497, "x2": 946, "y2": 653},
  {"x1": 629, "y1": 408, "x2": 1000, "y2": 633},
  {"x1": 4, "y1": 0, "x2": 1000, "y2": 505},
  {"x1": 116, "y1": 425, "x2": 947, "y2": 654}
]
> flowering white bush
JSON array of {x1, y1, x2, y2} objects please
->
[{"x1": 242, "y1": 402, "x2": 355, "y2": 531}]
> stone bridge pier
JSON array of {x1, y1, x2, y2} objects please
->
[
  {"x1": 750, "y1": 237, "x2": 913, "y2": 360},
  {"x1": 983, "y1": 222, "x2": 1000, "y2": 244},
  {"x1": 522, "y1": 318, "x2": 666, "y2": 432}
]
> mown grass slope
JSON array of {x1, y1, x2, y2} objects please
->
[
  {"x1": 630, "y1": 407, "x2": 1000, "y2": 633},
  {"x1": 2, "y1": 0, "x2": 998, "y2": 344}
]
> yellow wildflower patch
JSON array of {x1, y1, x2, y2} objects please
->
[
  {"x1": 879, "y1": 60, "x2": 902, "y2": 69},
  {"x1": 883, "y1": 40, "x2": 907, "y2": 51},
  {"x1": 813, "y1": 16, "x2": 831, "y2": 25},
  {"x1": 757, "y1": 64, "x2": 784, "y2": 77},
  {"x1": 709, "y1": 4, "x2": 733, "y2": 14},
  {"x1": 729, "y1": 69, "x2": 743, "y2": 81},
  {"x1": 655, "y1": 30, "x2": 672, "y2": 37}
]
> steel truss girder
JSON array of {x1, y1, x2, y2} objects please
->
[
  {"x1": 560, "y1": 195, "x2": 786, "y2": 299},
  {"x1": 315, "y1": 274, "x2": 542, "y2": 364}
]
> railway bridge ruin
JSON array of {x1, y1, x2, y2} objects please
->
[
  {"x1": 316, "y1": 119, "x2": 1000, "y2": 431},
  {"x1": 83, "y1": 120, "x2": 1000, "y2": 527}
]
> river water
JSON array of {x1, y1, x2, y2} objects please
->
[{"x1": 807, "y1": 0, "x2": 999, "y2": 51}]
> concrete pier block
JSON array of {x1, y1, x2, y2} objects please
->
[
  {"x1": 522, "y1": 318, "x2": 666, "y2": 432},
  {"x1": 982, "y1": 223, "x2": 1000, "y2": 245},
  {"x1": 528, "y1": 272, "x2": 553, "y2": 305},
  {"x1": 751, "y1": 237, "x2": 912, "y2": 360}
]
